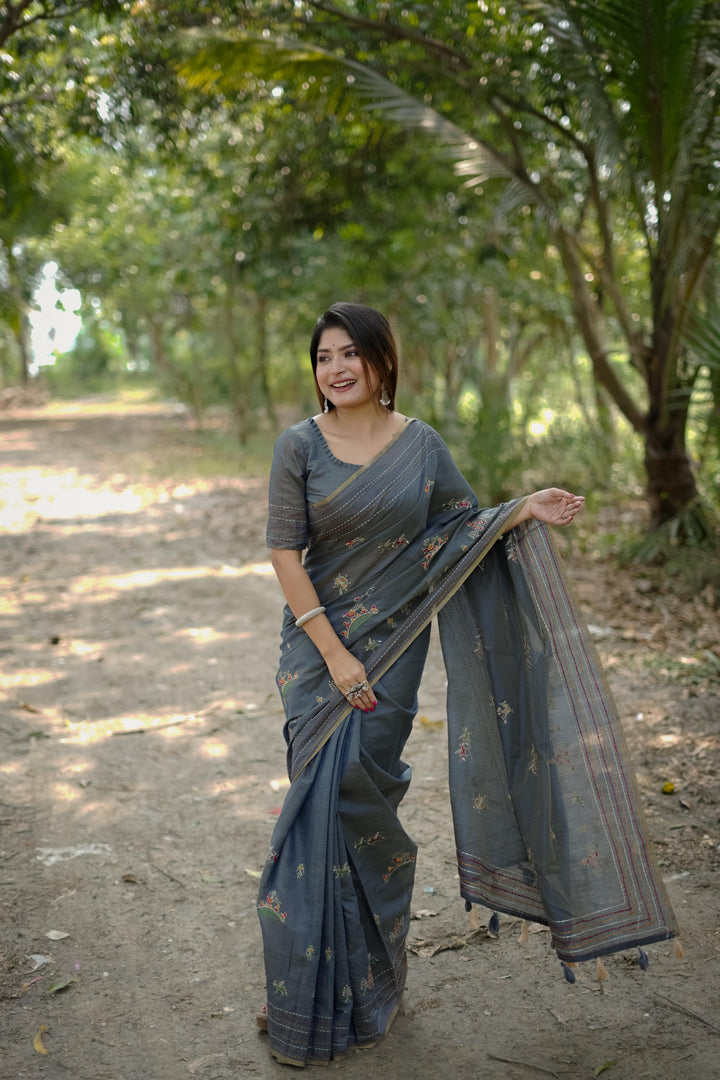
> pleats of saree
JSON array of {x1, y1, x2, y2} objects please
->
[{"x1": 258, "y1": 634, "x2": 428, "y2": 1065}]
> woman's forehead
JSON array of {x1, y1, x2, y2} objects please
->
[{"x1": 317, "y1": 327, "x2": 355, "y2": 350}]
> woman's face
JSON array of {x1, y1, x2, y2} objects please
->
[{"x1": 315, "y1": 326, "x2": 379, "y2": 411}]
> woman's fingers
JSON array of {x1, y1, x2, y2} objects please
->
[
  {"x1": 330, "y1": 659, "x2": 377, "y2": 712},
  {"x1": 345, "y1": 679, "x2": 377, "y2": 712},
  {"x1": 532, "y1": 489, "x2": 584, "y2": 526}
]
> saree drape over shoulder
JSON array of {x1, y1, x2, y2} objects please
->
[{"x1": 260, "y1": 417, "x2": 677, "y2": 1066}]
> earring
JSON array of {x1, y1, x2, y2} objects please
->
[
  {"x1": 379, "y1": 384, "x2": 391, "y2": 407},
  {"x1": 323, "y1": 397, "x2": 330, "y2": 413}
]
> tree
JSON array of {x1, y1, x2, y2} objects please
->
[
  {"x1": 0, "y1": 1, "x2": 125, "y2": 382},
  {"x1": 184, "y1": 0, "x2": 720, "y2": 532}
]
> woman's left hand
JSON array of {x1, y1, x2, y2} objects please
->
[{"x1": 527, "y1": 488, "x2": 585, "y2": 526}]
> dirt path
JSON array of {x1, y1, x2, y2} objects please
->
[{"x1": 1, "y1": 401, "x2": 719, "y2": 1080}]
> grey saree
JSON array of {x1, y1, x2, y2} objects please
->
[{"x1": 259, "y1": 417, "x2": 677, "y2": 1066}]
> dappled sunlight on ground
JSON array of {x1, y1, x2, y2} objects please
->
[
  {"x1": 1, "y1": 669, "x2": 57, "y2": 690},
  {"x1": 59, "y1": 713, "x2": 208, "y2": 744},
  {"x1": 68, "y1": 563, "x2": 274, "y2": 602}
]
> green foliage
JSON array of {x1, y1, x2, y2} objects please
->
[{"x1": 0, "y1": 0, "x2": 718, "y2": 543}]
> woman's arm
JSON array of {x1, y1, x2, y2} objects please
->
[
  {"x1": 504, "y1": 488, "x2": 585, "y2": 533},
  {"x1": 270, "y1": 549, "x2": 377, "y2": 711}
]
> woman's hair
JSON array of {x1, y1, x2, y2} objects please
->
[{"x1": 309, "y1": 302, "x2": 398, "y2": 413}]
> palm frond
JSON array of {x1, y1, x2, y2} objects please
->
[
  {"x1": 685, "y1": 309, "x2": 720, "y2": 369},
  {"x1": 179, "y1": 29, "x2": 512, "y2": 187},
  {"x1": 493, "y1": 177, "x2": 537, "y2": 221}
]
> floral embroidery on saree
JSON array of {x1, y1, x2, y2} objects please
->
[
  {"x1": 421, "y1": 533, "x2": 449, "y2": 570},
  {"x1": 333, "y1": 573, "x2": 351, "y2": 594},
  {"x1": 355, "y1": 831, "x2": 384, "y2": 851},
  {"x1": 378, "y1": 533, "x2": 409, "y2": 553},
  {"x1": 258, "y1": 890, "x2": 288, "y2": 922},
  {"x1": 381, "y1": 851, "x2": 416, "y2": 882},
  {"x1": 496, "y1": 700, "x2": 512, "y2": 724},
  {"x1": 340, "y1": 598, "x2": 379, "y2": 639},
  {"x1": 455, "y1": 726, "x2": 471, "y2": 761},
  {"x1": 277, "y1": 670, "x2": 299, "y2": 698}
]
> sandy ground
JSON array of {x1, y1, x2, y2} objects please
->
[{"x1": 1, "y1": 400, "x2": 719, "y2": 1080}]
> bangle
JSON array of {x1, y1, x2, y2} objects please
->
[{"x1": 295, "y1": 606, "x2": 326, "y2": 628}]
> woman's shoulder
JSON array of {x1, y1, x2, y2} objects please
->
[
  {"x1": 273, "y1": 417, "x2": 316, "y2": 451},
  {"x1": 407, "y1": 418, "x2": 449, "y2": 450}
]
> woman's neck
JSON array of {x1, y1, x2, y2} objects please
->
[{"x1": 314, "y1": 406, "x2": 407, "y2": 466}]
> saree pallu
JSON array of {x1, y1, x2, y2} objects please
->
[{"x1": 259, "y1": 418, "x2": 677, "y2": 1065}]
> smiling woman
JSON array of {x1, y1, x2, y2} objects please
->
[{"x1": 257, "y1": 301, "x2": 677, "y2": 1068}]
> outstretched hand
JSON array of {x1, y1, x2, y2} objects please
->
[{"x1": 527, "y1": 488, "x2": 585, "y2": 526}]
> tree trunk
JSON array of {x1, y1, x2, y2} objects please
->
[
  {"x1": 255, "y1": 293, "x2": 276, "y2": 426},
  {"x1": 225, "y1": 274, "x2": 250, "y2": 443},
  {"x1": 643, "y1": 436, "x2": 700, "y2": 530},
  {"x1": 149, "y1": 320, "x2": 203, "y2": 428},
  {"x1": 15, "y1": 309, "x2": 31, "y2": 385},
  {"x1": 7, "y1": 263, "x2": 31, "y2": 384},
  {"x1": 558, "y1": 231, "x2": 703, "y2": 530}
]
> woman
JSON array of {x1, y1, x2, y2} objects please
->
[{"x1": 258, "y1": 302, "x2": 677, "y2": 1067}]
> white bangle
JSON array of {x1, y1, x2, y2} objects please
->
[{"x1": 295, "y1": 606, "x2": 326, "y2": 628}]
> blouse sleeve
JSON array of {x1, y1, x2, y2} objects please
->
[{"x1": 265, "y1": 427, "x2": 310, "y2": 550}]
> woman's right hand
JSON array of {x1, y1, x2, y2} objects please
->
[{"x1": 325, "y1": 645, "x2": 377, "y2": 712}]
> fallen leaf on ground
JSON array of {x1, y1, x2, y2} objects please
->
[
  {"x1": 26, "y1": 954, "x2": 52, "y2": 971},
  {"x1": 407, "y1": 930, "x2": 480, "y2": 958},
  {"x1": 122, "y1": 873, "x2": 139, "y2": 883},
  {"x1": 419, "y1": 715, "x2": 444, "y2": 730},
  {"x1": 45, "y1": 930, "x2": 70, "y2": 941},
  {"x1": 33, "y1": 1025, "x2": 49, "y2": 1054},
  {"x1": 594, "y1": 1063, "x2": 615, "y2": 1076},
  {"x1": 410, "y1": 909, "x2": 438, "y2": 919},
  {"x1": 48, "y1": 975, "x2": 77, "y2": 994},
  {"x1": 244, "y1": 868, "x2": 262, "y2": 878}
]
